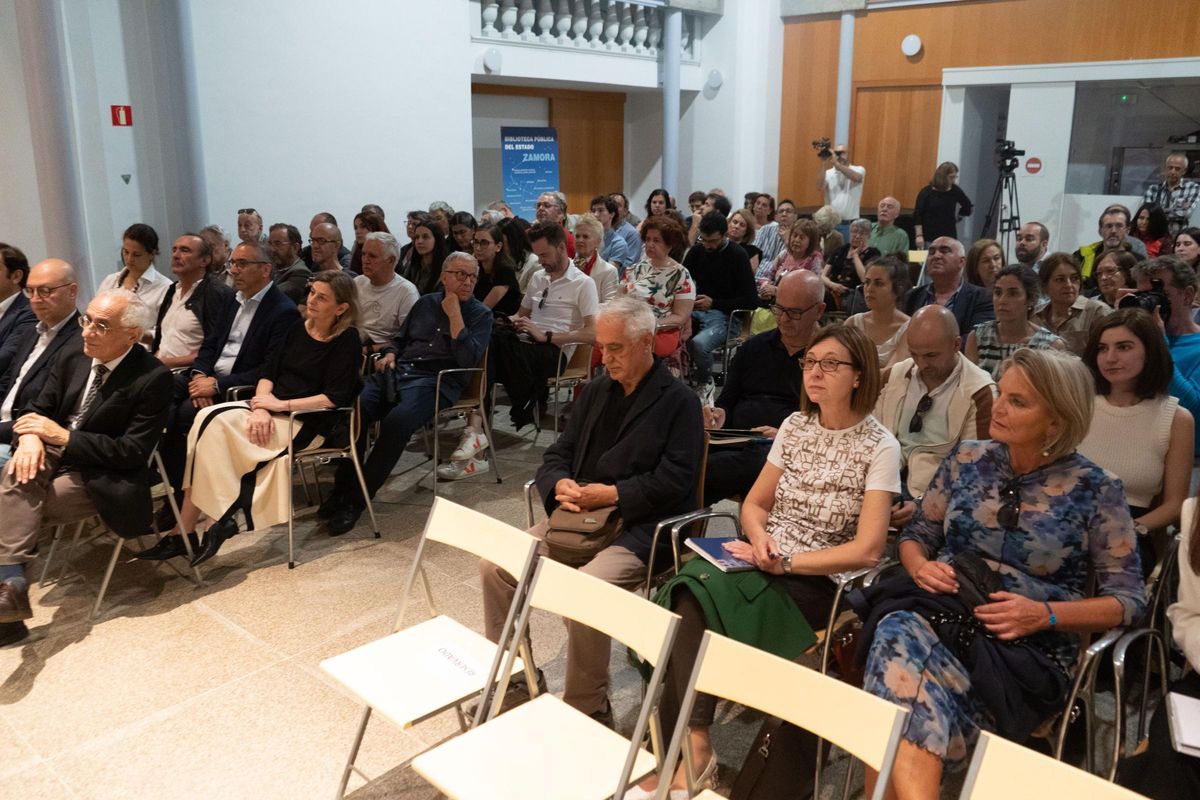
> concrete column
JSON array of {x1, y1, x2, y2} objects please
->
[
  {"x1": 661, "y1": 8, "x2": 682, "y2": 198},
  {"x1": 834, "y1": 10, "x2": 854, "y2": 145}
]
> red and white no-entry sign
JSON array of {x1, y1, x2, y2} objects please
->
[
  {"x1": 1025, "y1": 157, "x2": 1043, "y2": 175},
  {"x1": 111, "y1": 105, "x2": 133, "y2": 126}
]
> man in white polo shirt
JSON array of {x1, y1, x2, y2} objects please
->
[
  {"x1": 354, "y1": 232, "x2": 418, "y2": 350},
  {"x1": 816, "y1": 143, "x2": 866, "y2": 234},
  {"x1": 494, "y1": 220, "x2": 598, "y2": 430}
]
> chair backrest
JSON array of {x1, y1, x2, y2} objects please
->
[
  {"x1": 960, "y1": 731, "x2": 1149, "y2": 800},
  {"x1": 560, "y1": 342, "x2": 593, "y2": 378},
  {"x1": 526, "y1": 556, "x2": 679, "y2": 668},
  {"x1": 425, "y1": 497, "x2": 536, "y2": 579},
  {"x1": 690, "y1": 631, "x2": 907, "y2": 772},
  {"x1": 453, "y1": 347, "x2": 489, "y2": 407}
]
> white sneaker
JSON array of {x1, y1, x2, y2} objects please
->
[
  {"x1": 436, "y1": 458, "x2": 491, "y2": 481},
  {"x1": 451, "y1": 431, "x2": 489, "y2": 461},
  {"x1": 694, "y1": 378, "x2": 715, "y2": 407}
]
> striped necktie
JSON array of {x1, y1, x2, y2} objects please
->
[{"x1": 76, "y1": 363, "x2": 110, "y2": 423}]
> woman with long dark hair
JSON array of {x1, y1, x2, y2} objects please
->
[
  {"x1": 349, "y1": 212, "x2": 389, "y2": 273},
  {"x1": 402, "y1": 217, "x2": 450, "y2": 294},
  {"x1": 1130, "y1": 202, "x2": 1172, "y2": 258}
]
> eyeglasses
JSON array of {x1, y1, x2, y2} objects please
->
[
  {"x1": 23, "y1": 282, "x2": 75, "y2": 299},
  {"x1": 229, "y1": 259, "x2": 269, "y2": 271},
  {"x1": 800, "y1": 356, "x2": 855, "y2": 373},
  {"x1": 78, "y1": 314, "x2": 114, "y2": 335},
  {"x1": 908, "y1": 393, "x2": 933, "y2": 433},
  {"x1": 309, "y1": 237, "x2": 337, "y2": 246},
  {"x1": 442, "y1": 269, "x2": 479, "y2": 283},
  {"x1": 237, "y1": 208, "x2": 257, "y2": 215},
  {"x1": 770, "y1": 301, "x2": 820, "y2": 320},
  {"x1": 998, "y1": 478, "x2": 1021, "y2": 529}
]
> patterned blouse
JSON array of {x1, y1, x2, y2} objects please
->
[
  {"x1": 972, "y1": 321, "x2": 1062, "y2": 379},
  {"x1": 625, "y1": 259, "x2": 696, "y2": 318},
  {"x1": 901, "y1": 439, "x2": 1146, "y2": 670},
  {"x1": 761, "y1": 251, "x2": 824, "y2": 287}
]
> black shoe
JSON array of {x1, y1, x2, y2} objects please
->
[
  {"x1": 327, "y1": 503, "x2": 363, "y2": 537},
  {"x1": 190, "y1": 517, "x2": 240, "y2": 566},
  {"x1": 0, "y1": 580, "x2": 32, "y2": 623},
  {"x1": 135, "y1": 532, "x2": 200, "y2": 561},
  {"x1": 153, "y1": 501, "x2": 178, "y2": 533},
  {"x1": 317, "y1": 491, "x2": 346, "y2": 520},
  {"x1": 0, "y1": 621, "x2": 29, "y2": 647}
]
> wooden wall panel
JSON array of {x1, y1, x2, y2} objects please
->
[
  {"x1": 779, "y1": 0, "x2": 1200, "y2": 209},
  {"x1": 850, "y1": 85, "x2": 942, "y2": 211},
  {"x1": 472, "y1": 84, "x2": 625, "y2": 218}
]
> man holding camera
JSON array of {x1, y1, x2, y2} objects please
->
[
  {"x1": 1138, "y1": 256, "x2": 1200, "y2": 452},
  {"x1": 815, "y1": 142, "x2": 865, "y2": 233}
]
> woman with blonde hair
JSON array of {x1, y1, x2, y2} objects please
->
[
  {"x1": 813, "y1": 204, "x2": 845, "y2": 262},
  {"x1": 726, "y1": 208, "x2": 761, "y2": 272},
  {"x1": 914, "y1": 161, "x2": 973, "y2": 248}
]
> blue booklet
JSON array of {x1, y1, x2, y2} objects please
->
[{"x1": 685, "y1": 537, "x2": 756, "y2": 573}]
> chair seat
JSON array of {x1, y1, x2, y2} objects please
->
[
  {"x1": 320, "y1": 614, "x2": 524, "y2": 730},
  {"x1": 693, "y1": 791, "x2": 728, "y2": 800},
  {"x1": 412, "y1": 693, "x2": 656, "y2": 799}
]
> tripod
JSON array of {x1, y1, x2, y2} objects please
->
[{"x1": 981, "y1": 169, "x2": 1021, "y2": 258}]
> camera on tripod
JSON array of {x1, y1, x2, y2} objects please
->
[
  {"x1": 996, "y1": 139, "x2": 1025, "y2": 174},
  {"x1": 812, "y1": 138, "x2": 833, "y2": 160}
]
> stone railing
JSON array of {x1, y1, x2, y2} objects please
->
[{"x1": 476, "y1": 0, "x2": 701, "y2": 62}]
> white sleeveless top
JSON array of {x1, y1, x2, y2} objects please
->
[{"x1": 1078, "y1": 394, "x2": 1178, "y2": 509}]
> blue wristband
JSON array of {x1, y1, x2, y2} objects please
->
[{"x1": 1043, "y1": 601, "x2": 1056, "y2": 629}]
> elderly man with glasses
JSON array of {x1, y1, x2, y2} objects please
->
[
  {"x1": 322, "y1": 252, "x2": 494, "y2": 535},
  {"x1": 0, "y1": 289, "x2": 172, "y2": 645},
  {"x1": 700, "y1": 270, "x2": 825, "y2": 505}
]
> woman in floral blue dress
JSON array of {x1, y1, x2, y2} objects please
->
[{"x1": 860, "y1": 348, "x2": 1146, "y2": 800}]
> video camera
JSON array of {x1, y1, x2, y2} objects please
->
[
  {"x1": 812, "y1": 138, "x2": 833, "y2": 160},
  {"x1": 996, "y1": 139, "x2": 1025, "y2": 174}
]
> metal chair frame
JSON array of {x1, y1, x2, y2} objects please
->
[
  {"x1": 544, "y1": 342, "x2": 594, "y2": 437},
  {"x1": 711, "y1": 308, "x2": 755, "y2": 383},
  {"x1": 428, "y1": 348, "x2": 503, "y2": 497}
]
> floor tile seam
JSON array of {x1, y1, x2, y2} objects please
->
[
  {"x1": 191, "y1": 596, "x2": 289, "y2": 657},
  {"x1": 0, "y1": 717, "x2": 47, "y2": 780}
]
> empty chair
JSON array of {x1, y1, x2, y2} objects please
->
[{"x1": 960, "y1": 731, "x2": 1149, "y2": 800}]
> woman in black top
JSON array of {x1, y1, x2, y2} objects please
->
[
  {"x1": 402, "y1": 217, "x2": 450, "y2": 294},
  {"x1": 349, "y1": 212, "x2": 388, "y2": 273},
  {"x1": 913, "y1": 161, "x2": 973, "y2": 248},
  {"x1": 823, "y1": 218, "x2": 880, "y2": 308},
  {"x1": 144, "y1": 271, "x2": 363, "y2": 565},
  {"x1": 471, "y1": 222, "x2": 522, "y2": 316}
]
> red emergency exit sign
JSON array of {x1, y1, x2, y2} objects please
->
[{"x1": 111, "y1": 105, "x2": 133, "y2": 126}]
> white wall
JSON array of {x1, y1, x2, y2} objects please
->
[
  {"x1": 1004, "y1": 83, "x2": 1076, "y2": 251},
  {"x1": 471, "y1": 94, "x2": 550, "y2": 215},
  {"x1": 0, "y1": 1, "x2": 48, "y2": 262}
]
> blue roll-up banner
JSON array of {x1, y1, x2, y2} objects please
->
[{"x1": 501, "y1": 127, "x2": 559, "y2": 220}]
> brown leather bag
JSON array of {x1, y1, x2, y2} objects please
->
[{"x1": 543, "y1": 505, "x2": 623, "y2": 566}]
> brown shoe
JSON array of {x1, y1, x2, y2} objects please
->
[{"x1": 0, "y1": 581, "x2": 32, "y2": 623}]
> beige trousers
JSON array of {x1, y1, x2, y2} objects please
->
[{"x1": 0, "y1": 446, "x2": 97, "y2": 566}]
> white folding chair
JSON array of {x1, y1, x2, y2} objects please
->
[
  {"x1": 655, "y1": 630, "x2": 908, "y2": 800},
  {"x1": 410, "y1": 557, "x2": 682, "y2": 800},
  {"x1": 321, "y1": 498, "x2": 540, "y2": 799},
  {"x1": 960, "y1": 731, "x2": 1150, "y2": 800}
]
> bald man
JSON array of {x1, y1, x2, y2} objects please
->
[
  {"x1": 0, "y1": 259, "x2": 83, "y2": 470},
  {"x1": 869, "y1": 196, "x2": 909, "y2": 255},
  {"x1": 310, "y1": 222, "x2": 350, "y2": 273},
  {"x1": 874, "y1": 305, "x2": 995, "y2": 523},
  {"x1": 901, "y1": 236, "x2": 994, "y2": 341}
]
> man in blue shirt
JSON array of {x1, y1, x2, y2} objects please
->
[
  {"x1": 608, "y1": 192, "x2": 644, "y2": 264},
  {"x1": 590, "y1": 194, "x2": 631, "y2": 275},
  {"x1": 1148, "y1": 256, "x2": 1200, "y2": 453}
]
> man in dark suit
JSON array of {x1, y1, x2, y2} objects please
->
[
  {"x1": 139, "y1": 241, "x2": 298, "y2": 550},
  {"x1": 479, "y1": 296, "x2": 704, "y2": 723},
  {"x1": 0, "y1": 243, "x2": 37, "y2": 377},
  {"x1": 901, "y1": 236, "x2": 994, "y2": 343},
  {"x1": 0, "y1": 289, "x2": 172, "y2": 646},
  {"x1": 0, "y1": 259, "x2": 84, "y2": 469}
]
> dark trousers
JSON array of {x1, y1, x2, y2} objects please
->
[
  {"x1": 334, "y1": 370, "x2": 458, "y2": 501},
  {"x1": 702, "y1": 439, "x2": 771, "y2": 505},
  {"x1": 161, "y1": 372, "x2": 202, "y2": 501},
  {"x1": 1118, "y1": 670, "x2": 1200, "y2": 798},
  {"x1": 490, "y1": 330, "x2": 562, "y2": 426}
]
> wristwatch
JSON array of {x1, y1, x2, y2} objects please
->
[
  {"x1": 781, "y1": 554, "x2": 793, "y2": 575},
  {"x1": 545, "y1": 330, "x2": 554, "y2": 345}
]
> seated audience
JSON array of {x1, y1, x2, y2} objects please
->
[
  {"x1": 845, "y1": 255, "x2": 912, "y2": 368},
  {"x1": 1079, "y1": 308, "x2": 1193, "y2": 573},
  {"x1": 1092, "y1": 249, "x2": 1138, "y2": 308},
  {"x1": 397, "y1": 211, "x2": 425, "y2": 271},
  {"x1": 479, "y1": 296, "x2": 704, "y2": 725},
  {"x1": 402, "y1": 215, "x2": 450, "y2": 294},
  {"x1": 98, "y1": 223, "x2": 173, "y2": 328},
  {"x1": 492, "y1": 221, "x2": 598, "y2": 429},
  {"x1": 868, "y1": 196, "x2": 909, "y2": 255},
  {"x1": 823, "y1": 218, "x2": 879, "y2": 307},
  {"x1": 874, "y1": 306, "x2": 994, "y2": 514},
  {"x1": 902, "y1": 236, "x2": 994, "y2": 340},
  {"x1": 150, "y1": 271, "x2": 362, "y2": 565},
  {"x1": 682, "y1": 211, "x2": 757, "y2": 394},
  {"x1": 361, "y1": 203, "x2": 385, "y2": 220},
  {"x1": 1139, "y1": 256, "x2": 1200, "y2": 454},
  {"x1": 1013, "y1": 222, "x2": 1050, "y2": 271},
  {"x1": 0, "y1": 290, "x2": 171, "y2": 641},
  {"x1": 726, "y1": 208, "x2": 761, "y2": 273},
  {"x1": 1174, "y1": 226, "x2": 1200, "y2": 270},
  {"x1": 1074, "y1": 205, "x2": 1147, "y2": 286},
  {"x1": 300, "y1": 212, "x2": 349, "y2": 270},
  {"x1": 448, "y1": 211, "x2": 477, "y2": 254},
  {"x1": 348, "y1": 211, "x2": 388, "y2": 274},
  {"x1": 609, "y1": 191, "x2": 644, "y2": 263},
  {"x1": 687, "y1": 190, "x2": 706, "y2": 215},
  {"x1": 320, "y1": 255, "x2": 493, "y2": 535},
  {"x1": 967, "y1": 265, "x2": 1063, "y2": 379},
  {"x1": 686, "y1": 191, "x2": 732, "y2": 245},
  {"x1": 0, "y1": 259, "x2": 83, "y2": 470},
  {"x1": 964, "y1": 238, "x2": 1004, "y2": 292},
  {"x1": 267, "y1": 223, "x2": 313, "y2": 304},
  {"x1": 589, "y1": 195, "x2": 631, "y2": 274},
  {"x1": 354, "y1": 232, "x2": 418, "y2": 349},
  {"x1": 499, "y1": 216, "x2": 540, "y2": 293},
  {"x1": 427, "y1": 201, "x2": 454, "y2": 237},
  {"x1": 702, "y1": 270, "x2": 822, "y2": 506},
  {"x1": 535, "y1": 192, "x2": 576, "y2": 258},
  {"x1": 633, "y1": 324, "x2": 897, "y2": 797},
  {"x1": 857, "y1": 348, "x2": 1146, "y2": 800},
  {"x1": 755, "y1": 196, "x2": 796, "y2": 271},
  {"x1": 151, "y1": 234, "x2": 233, "y2": 369},
  {"x1": 236, "y1": 209, "x2": 263, "y2": 244},
  {"x1": 1130, "y1": 202, "x2": 1172, "y2": 258},
  {"x1": 1033, "y1": 252, "x2": 1111, "y2": 355},
  {"x1": 310, "y1": 222, "x2": 352, "y2": 275},
  {"x1": 571, "y1": 213, "x2": 619, "y2": 304},
  {"x1": 759, "y1": 219, "x2": 823, "y2": 301},
  {"x1": 624, "y1": 215, "x2": 695, "y2": 376},
  {"x1": 813, "y1": 204, "x2": 844, "y2": 262},
  {"x1": 913, "y1": 162, "x2": 972, "y2": 248},
  {"x1": 470, "y1": 222, "x2": 523, "y2": 315},
  {"x1": 201, "y1": 224, "x2": 233, "y2": 284},
  {"x1": 0, "y1": 243, "x2": 36, "y2": 376}
]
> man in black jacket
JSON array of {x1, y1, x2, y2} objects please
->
[
  {"x1": 0, "y1": 289, "x2": 171, "y2": 645},
  {"x1": 682, "y1": 211, "x2": 758, "y2": 396},
  {"x1": 479, "y1": 296, "x2": 704, "y2": 722},
  {"x1": 151, "y1": 233, "x2": 234, "y2": 369},
  {"x1": 0, "y1": 259, "x2": 83, "y2": 470},
  {"x1": 901, "y1": 236, "x2": 994, "y2": 342},
  {"x1": 0, "y1": 243, "x2": 36, "y2": 377}
]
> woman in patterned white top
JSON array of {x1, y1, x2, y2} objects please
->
[
  {"x1": 623, "y1": 215, "x2": 696, "y2": 374},
  {"x1": 630, "y1": 324, "x2": 900, "y2": 798}
]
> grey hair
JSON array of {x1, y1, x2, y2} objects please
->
[
  {"x1": 1138, "y1": 255, "x2": 1196, "y2": 291},
  {"x1": 574, "y1": 212, "x2": 603, "y2": 239},
  {"x1": 429, "y1": 200, "x2": 455, "y2": 215},
  {"x1": 850, "y1": 218, "x2": 872, "y2": 236},
  {"x1": 365, "y1": 231, "x2": 400, "y2": 263},
  {"x1": 235, "y1": 239, "x2": 272, "y2": 264},
  {"x1": 539, "y1": 191, "x2": 567, "y2": 214},
  {"x1": 442, "y1": 251, "x2": 478, "y2": 272},
  {"x1": 96, "y1": 288, "x2": 155, "y2": 333},
  {"x1": 199, "y1": 224, "x2": 230, "y2": 245},
  {"x1": 812, "y1": 205, "x2": 842, "y2": 230},
  {"x1": 479, "y1": 209, "x2": 504, "y2": 225},
  {"x1": 596, "y1": 295, "x2": 656, "y2": 340}
]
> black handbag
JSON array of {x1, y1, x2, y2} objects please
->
[
  {"x1": 951, "y1": 551, "x2": 1003, "y2": 609},
  {"x1": 730, "y1": 716, "x2": 818, "y2": 800}
]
